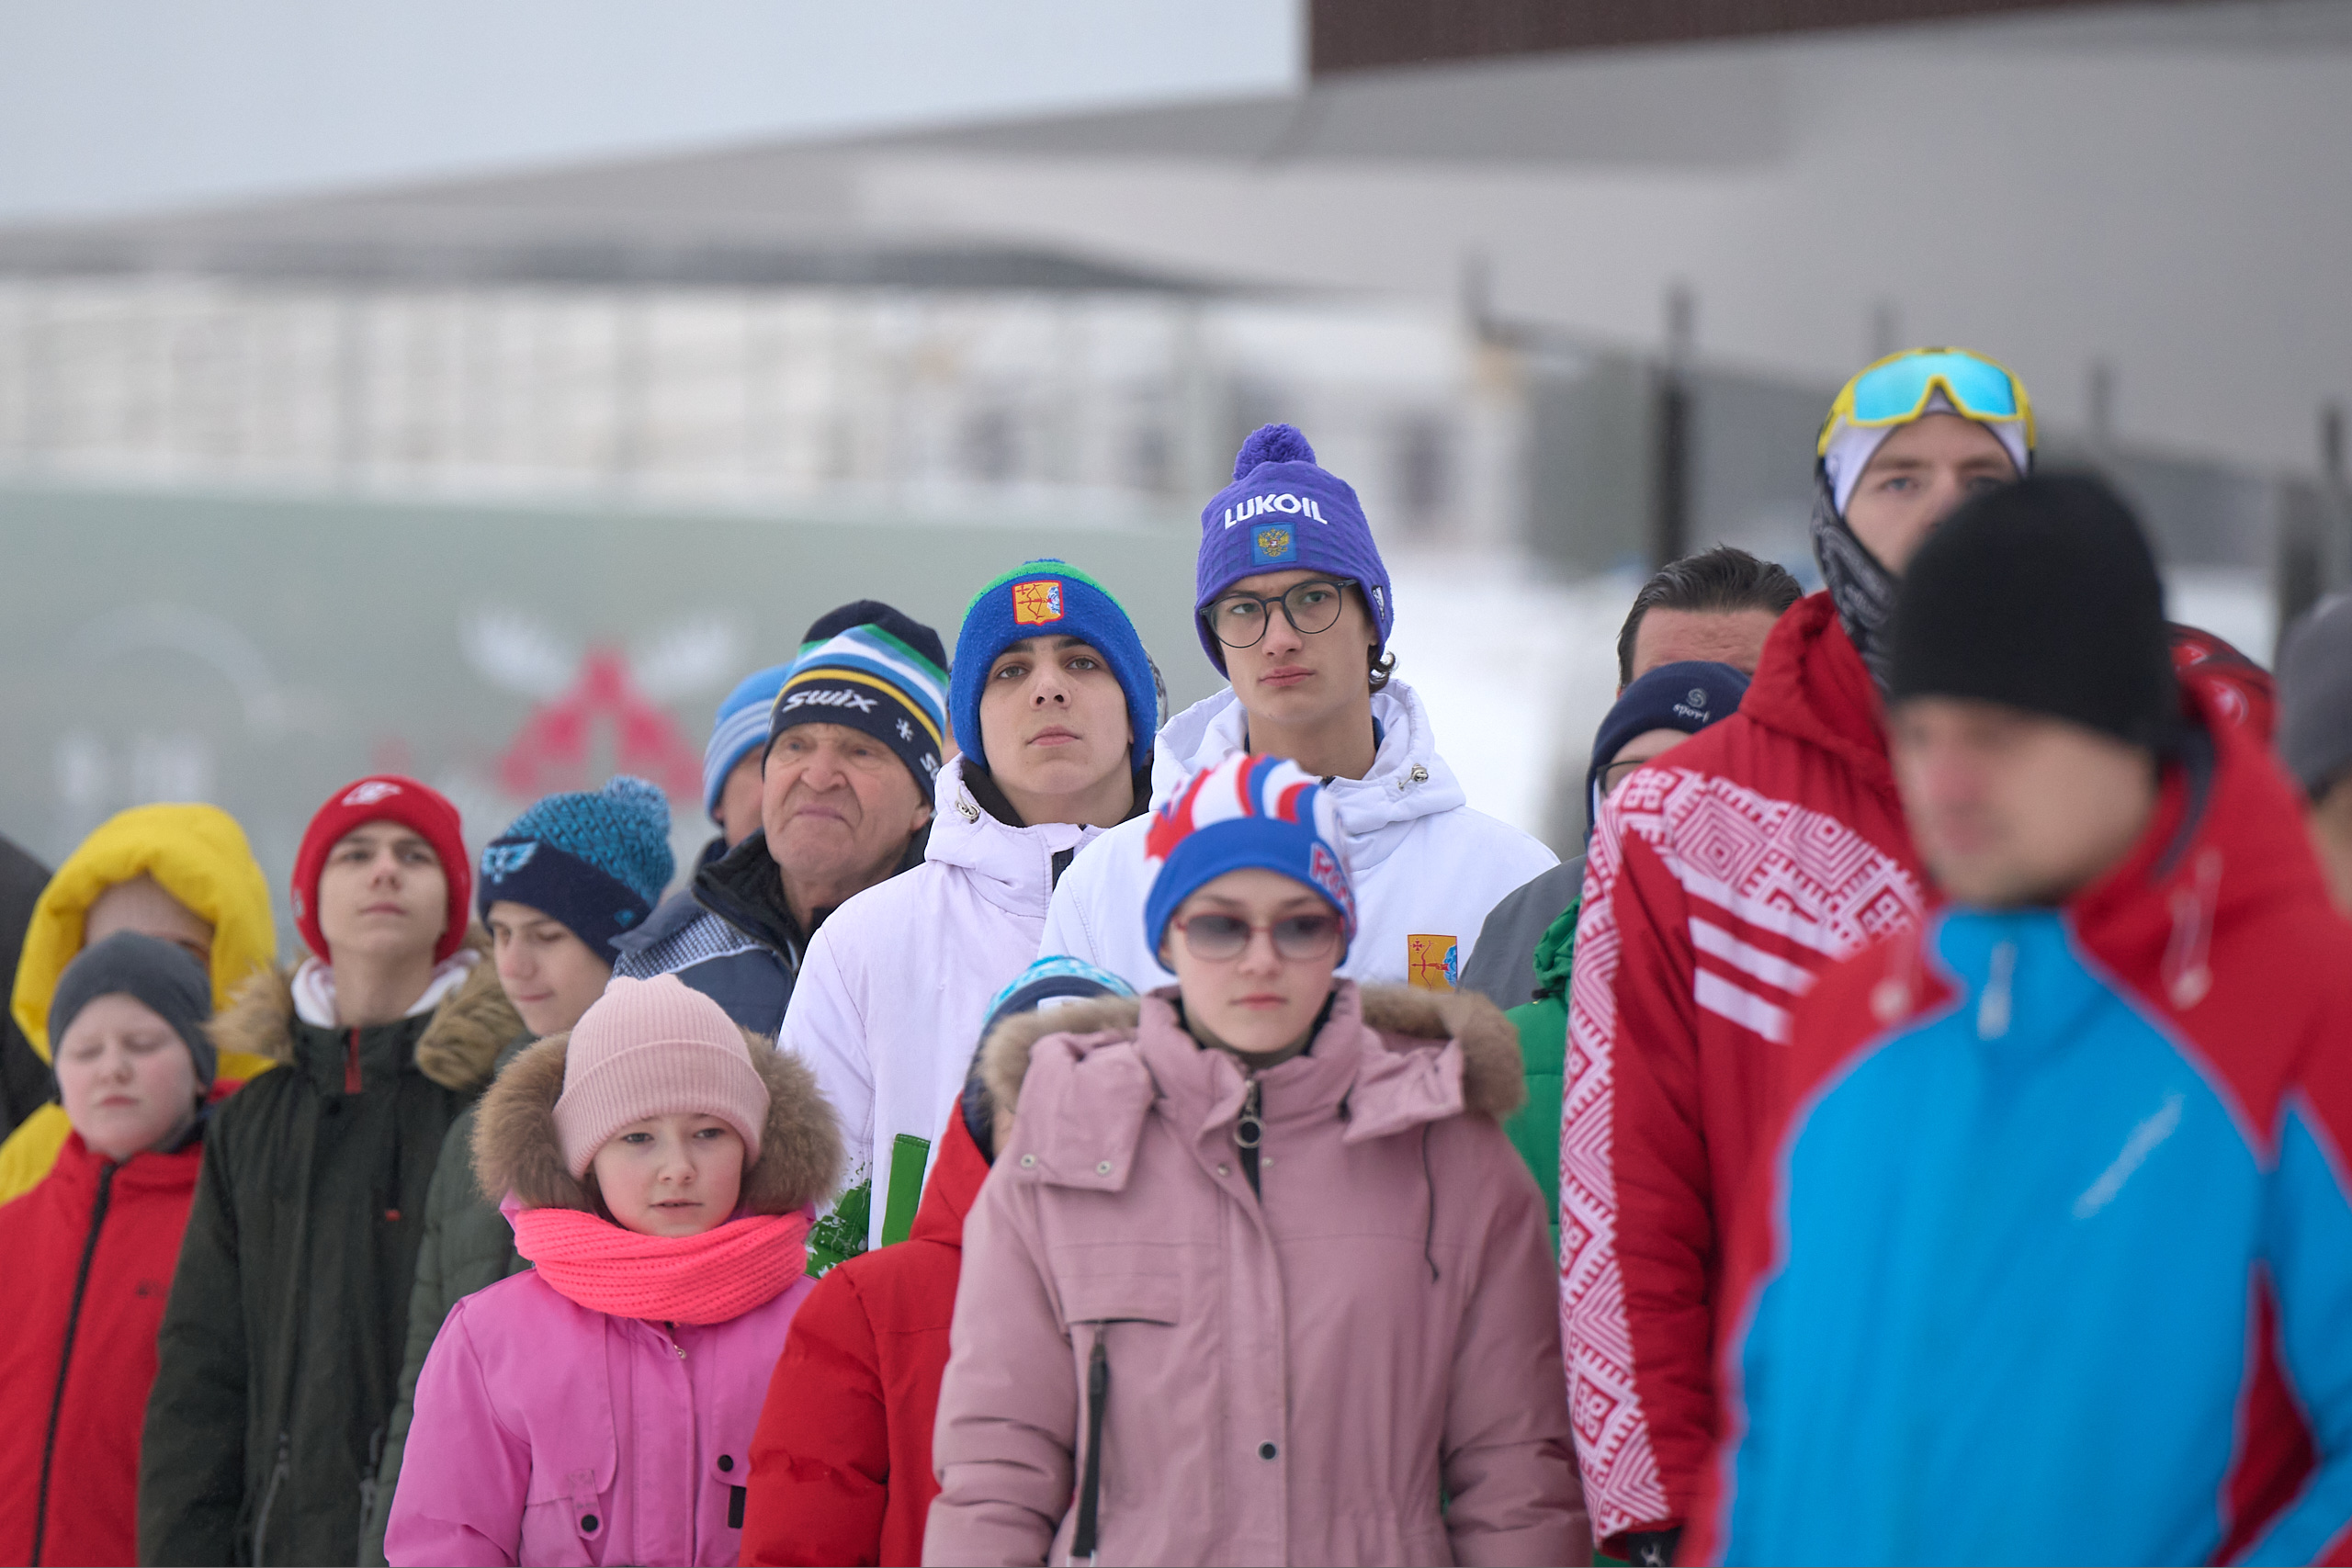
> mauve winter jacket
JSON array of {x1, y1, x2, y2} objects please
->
[{"x1": 926, "y1": 981, "x2": 1588, "y2": 1567}]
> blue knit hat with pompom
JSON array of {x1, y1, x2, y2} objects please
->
[
  {"x1": 476, "y1": 776, "x2": 676, "y2": 957},
  {"x1": 1193, "y1": 423, "x2": 1394, "y2": 672}
]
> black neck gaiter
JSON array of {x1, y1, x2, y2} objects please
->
[{"x1": 1808, "y1": 467, "x2": 1901, "y2": 696}]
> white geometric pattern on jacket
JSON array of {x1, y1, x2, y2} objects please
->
[
  {"x1": 1561, "y1": 761, "x2": 1923, "y2": 1540},
  {"x1": 780, "y1": 753, "x2": 1109, "y2": 1250},
  {"x1": 1038, "y1": 678, "x2": 1558, "y2": 992}
]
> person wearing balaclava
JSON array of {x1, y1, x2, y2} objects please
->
[{"x1": 1557, "y1": 347, "x2": 2036, "y2": 1563}]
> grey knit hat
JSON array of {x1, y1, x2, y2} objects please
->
[
  {"x1": 2279, "y1": 593, "x2": 2352, "y2": 800},
  {"x1": 48, "y1": 931, "x2": 217, "y2": 1090}
]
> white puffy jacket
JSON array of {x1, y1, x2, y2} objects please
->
[
  {"x1": 1039, "y1": 678, "x2": 1556, "y2": 991},
  {"x1": 780, "y1": 755, "x2": 1114, "y2": 1251}
]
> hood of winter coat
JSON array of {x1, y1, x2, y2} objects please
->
[
  {"x1": 11, "y1": 803, "x2": 278, "y2": 1061},
  {"x1": 469, "y1": 1029, "x2": 843, "y2": 1215},
  {"x1": 977, "y1": 980, "x2": 1525, "y2": 1160},
  {"x1": 2065, "y1": 668, "x2": 2339, "y2": 987},
  {"x1": 204, "y1": 925, "x2": 517, "y2": 1094},
  {"x1": 1735, "y1": 592, "x2": 1895, "y2": 796},
  {"x1": 923, "y1": 755, "x2": 1102, "y2": 919},
  {"x1": 1149, "y1": 679, "x2": 1466, "y2": 874}
]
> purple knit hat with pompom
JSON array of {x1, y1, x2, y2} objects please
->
[{"x1": 1193, "y1": 424, "x2": 1394, "y2": 672}]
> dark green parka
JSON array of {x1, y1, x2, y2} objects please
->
[
  {"x1": 356, "y1": 1035, "x2": 533, "y2": 1567},
  {"x1": 138, "y1": 941, "x2": 517, "y2": 1567}
]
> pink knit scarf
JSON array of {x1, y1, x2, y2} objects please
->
[{"x1": 511, "y1": 1205, "x2": 813, "y2": 1325}]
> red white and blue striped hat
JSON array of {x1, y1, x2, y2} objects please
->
[{"x1": 1142, "y1": 752, "x2": 1356, "y2": 959}]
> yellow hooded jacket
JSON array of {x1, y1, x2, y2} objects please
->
[{"x1": 0, "y1": 803, "x2": 279, "y2": 1202}]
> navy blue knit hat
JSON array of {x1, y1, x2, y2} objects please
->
[
  {"x1": 1195, "y1": 424, "x2": 1394, "y2": 672},
  {"x1": 1587, "y1": 660, "x2": 1751, "y2": 828},
  {"x1": 950, "y1": 559, "x2": 1156, "y2": 774},
  {"x1": 477, "y1": 776, "x2": 676, "y2": 957}
]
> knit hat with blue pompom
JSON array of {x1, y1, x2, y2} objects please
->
[{"x1": 477, "y1": 777, "x2": 676, "y2": 957}]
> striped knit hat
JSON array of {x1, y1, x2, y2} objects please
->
[
  {"x1": 1141, "y1": 753, "x2": 1356, "y2": 960},
  {"x1": 770, "y1": 602, "x2": 951, "y2": 795},
  {"x1": 703, "y1": 664, "x2": 792, "y2": 823}
]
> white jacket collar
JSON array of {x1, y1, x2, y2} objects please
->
[
  {"x1": 1148, "y1": 678, "x2": 1467, "y2": 871},
  {"x1": 927, "y1": 754, "x2": 1104, "y2": 918}
]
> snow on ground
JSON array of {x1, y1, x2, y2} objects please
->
[{"x1": 1384, "y1": 551, "x2": 1640, "y2": 854}]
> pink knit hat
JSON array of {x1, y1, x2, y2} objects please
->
[{"x1": 552, "y1": 975, "x2": 772, "y2": 1179}]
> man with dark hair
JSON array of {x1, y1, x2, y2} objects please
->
[
  {"x1": 1613, "y1": 545, "x2": 1804, "y2": 690},
  {"x1": 1460, "y1": 546, "x2": 1800, "y2": 1011}
]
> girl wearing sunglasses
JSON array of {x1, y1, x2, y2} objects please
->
[{"x1": 928, "y1": 752, "x2": 1588, "y2": 1566}]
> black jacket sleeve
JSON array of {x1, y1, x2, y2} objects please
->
[{"x1": 140, "y1": 1121, "x2": 254, "y2": 1566}]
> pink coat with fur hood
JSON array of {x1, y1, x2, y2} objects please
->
[
  {"x1": 925, "y1": 982, "x2": 1588, "y2": 1567},
  {"x1": 384, "y1": 1030, "x2": 842, "y2": 1568}
]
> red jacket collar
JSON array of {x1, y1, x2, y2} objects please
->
[
  {"x1": 907, "y1": 1106, "x2": 990, "y2": 1249},
  {"x1": 1741, "y1": 592, "x2": 1900, "y2": 811},
  {"x1": 2065, "y1": 669, "x2": 2335, "y2": 990}
]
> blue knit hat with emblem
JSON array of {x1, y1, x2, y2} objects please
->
[
  {"x1": 949, "y1": 559, "x2": 1157, "y2": 774},
  {"x1": 770, "y1": 603, "x2": 951, "y2": 795},
  {"x1": 476, "y1": 776, "x2": 676, "y2": 957},
  {"x1": 1194, "y1": 423, "x2": 1394, "y2": 672},
  {"x1": 703, "y1": 663, "x2": 791, "y2": 824}
]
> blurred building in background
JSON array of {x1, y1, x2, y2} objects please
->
[{"x1": 3, "y1": 0, "x2": 2348, "y2": 911}]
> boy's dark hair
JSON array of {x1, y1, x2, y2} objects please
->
[{"x1": 1615, "y1": 546, "x2": 1804, "y2": 687}]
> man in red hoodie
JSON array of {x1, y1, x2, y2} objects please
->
[
  {"x1": 1560, "y1": 347, "x2": 2035, "y2": 1562},
  {"x1": 738, "y1": 958, "x2": 1132, "y2": 1568}
]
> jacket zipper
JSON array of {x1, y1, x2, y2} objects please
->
[
  {"x1": 252, "y1": 1429, "x2": 290, "y2": 1565},
  {"x1": 344, "y1": 1026, "x2": 363, "y2": 1094},
  {"x1": 31, "y1": 1159, "x2": 114, "y2": 1566},
  {"x1": 1234, "y1": 1078, "x2": 1264, "y2": 1199},
  {"x1": 1070, "y1": 1328, "x2": 1110, "y2": 1564}
]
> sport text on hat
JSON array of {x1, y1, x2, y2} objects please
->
[
  {"x1": 1194, "y1": 424, "x2": 1395, "y2": 674},
  {"x1": 769, "y1": 605, "x2": 951, "y2": 796}
]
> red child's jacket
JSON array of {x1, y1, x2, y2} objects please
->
[
  {"x1": 739, "y1": 1109, "x2": 989, "y2": 1567},
  {"x1": 0, "y1": 1126, "x2": 206, "y2": 1567}
]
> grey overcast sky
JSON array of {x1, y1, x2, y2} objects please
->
[{"x1": 0, "y1": 0, "x2": 1300, "y2": 223}]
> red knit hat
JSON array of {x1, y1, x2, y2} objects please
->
[{"x1": 292, "y1": 775, "x2": 472, "y2": 963}]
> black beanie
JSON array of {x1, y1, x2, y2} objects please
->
[
  {"x1": 49, "y1": 931, "x2": 218, "y2": 1091},
  {"x1": 1889, "y1": 474, "x2": 2175, "y2": 748}
]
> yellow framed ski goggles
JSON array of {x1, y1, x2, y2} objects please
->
[{"x1": 1816, "y1": 348, "x2": 2036, "y2": 457}]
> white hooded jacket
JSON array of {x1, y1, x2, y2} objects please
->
[
  {"x1": 1039, "y1": 677, "x2": 1556, "y2": 991},
  {"x1": 780, "y1": 754, "x2": 1115, "y2": 1250}
]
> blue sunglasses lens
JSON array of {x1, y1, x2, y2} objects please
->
[{"x1": 1848, "y1": 352, "x2": 2019, "y2": 423}]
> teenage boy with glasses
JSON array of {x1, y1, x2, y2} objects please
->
[{"x1": 1040, "y1": 423, "x2": 1555, "y2": 995}]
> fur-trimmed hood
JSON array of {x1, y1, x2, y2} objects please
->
[
  {"x1": 204, "y1": 926, "x2": 518, "y2": 1094},
  {"x1": 978, "y1": 980, "x2": 1524, "y2": 1156},
  {"x1": 470, "y1": 1029, "x2": 842, "y2": 1215}
]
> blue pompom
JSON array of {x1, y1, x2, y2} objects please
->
[
  {"x1": 600, "y1": 775, "x2": 671, "y2": 829},
  {"x1": 1232, "y1": 423, "x2": 1316, "y2": 481}
]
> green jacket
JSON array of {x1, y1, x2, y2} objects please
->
[
  {"x1": 139, "y1": 952, "x2": 516, "y2": 1567},
  {"x1": 357, "y1": 1037, "x2": 534, "y2": 1567},
  {"x1": 1501, "y1": 894, "x2": 1578, "y2": 1260}
]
